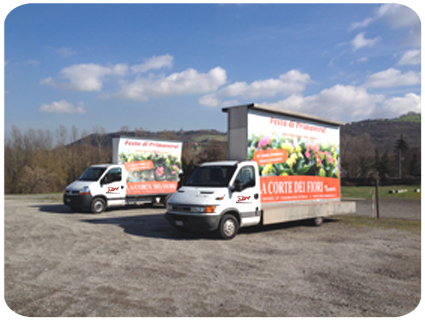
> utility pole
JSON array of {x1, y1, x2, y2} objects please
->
[{"x1": 375, "y1": 178, "x2": 380, "y2": 219}]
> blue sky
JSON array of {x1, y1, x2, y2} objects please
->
[{"x1": 3, "y1": 3, "x2": 422, "y2": 136}]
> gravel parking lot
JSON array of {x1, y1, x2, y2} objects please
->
[{"x1": 4, "y1": 195, "x2": 421, "y2": 317}]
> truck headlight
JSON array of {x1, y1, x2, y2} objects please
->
[
  {"x1": 79, "y1": 186, "x2": 90, "y2": 195},
  {"x1": 191, "y1": 206, "x2": 216, "y2": 213}
]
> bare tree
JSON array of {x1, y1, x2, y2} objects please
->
[{"x1": 340, "y1": 133, "x2": 375, "y2": 178}]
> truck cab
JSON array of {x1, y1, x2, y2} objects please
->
[
  {"x1": 166, "y1": 161, "x2": 261, "y2": 239},
  {"x1": 64, "y1": 164, "x2": 127, "y2": 213}
]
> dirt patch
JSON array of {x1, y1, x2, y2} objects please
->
[{"x1": 4, "y1": 196, "x2": 421, "y2": 317}]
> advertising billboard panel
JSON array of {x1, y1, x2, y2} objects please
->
[
  {"x1": 247, "y1": 109, "x2": 340, "y2": 203},
  {"x1": 116, "y1": 138, "x2": 183, "y2": 195}
]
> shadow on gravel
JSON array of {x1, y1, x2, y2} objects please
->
[
  {"x1": 33, "y1": 204, "x2": 166, "y2": 215},
  {"x1": 32, "y1": 204, "x2": 75, "y2": 214},
  {"x1": 240, "y1": 218, "x2": 339, "y2": 235},
  {"x1": 80, "y1": 215, "x2": 339, "y2": 241},
  {"x1": 81, "y1": 214, "x2": 219, "y2": 241},
  {"x1": 32, "y1": 204, "x2": 340, "y2": 240}
]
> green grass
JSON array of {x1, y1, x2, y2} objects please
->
[
  {"x1": 336, "y1": 215, "x2": 421, "y2": 234},
  {"x1": 341, "y1": 185, "x2": 421, "y2": 200},
  {"x1": 392, "y1": 113, "x2": 421, "y2": 123},
  {"x1": 190, "y1": 134, "x2": 227, "y2": 142}
]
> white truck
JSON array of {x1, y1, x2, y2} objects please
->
[
  {"x1": 165, "y1": 103, "x2": 356, "y2": 239},
  {"x1": 64, "y1": 137, "x2": 183, "y2": 213}
]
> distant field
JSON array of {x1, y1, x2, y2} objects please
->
[
  {"x1": 341, "y1": 185, "x2": 421, "y2": 200},
  {"x1": 392, "y1": 114, "x2": 421, "y2": 123},
  {"x1": 337, "y1": 215, "x2": 421, "y2": 234},
  {"x1": 189, "y1": 134, "x2": 227, "y2": 142}
]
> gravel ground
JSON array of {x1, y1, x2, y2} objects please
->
[{"x1": 3, "y1": 195, "x2": 421, "y2": 317}]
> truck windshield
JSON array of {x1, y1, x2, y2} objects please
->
[
  {"x1": 186, "y1": 165, "x2": 237, "y2": 187},
  {"x1": 79, "y1": 167, "x2": 107, "y2": 181}
]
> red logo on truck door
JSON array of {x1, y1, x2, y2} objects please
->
[
  {"x1": 106, "y1": 187, "x2": 120, "y2": 194},
  {"x1": 236, "y1": 196, "x2": 252, "y2": 204}
]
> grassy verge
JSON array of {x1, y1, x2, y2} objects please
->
[
  {"x1": 4, "y1": 193, "x2": 63, "y2": 202},
  {"x1": 335, "y1": 215, "x2": 421, "y2": 234},
  {"x1": 341, "y1": 185, "x2": 421, "y2": 200}
]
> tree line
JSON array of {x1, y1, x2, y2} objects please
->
[
  {"x1": 4, "y1": 126, "x2": 227, "y2": 194},
  {"x1": 340, "y1": 132, "x2": 420, "y2": 182},
  {"x1": 4, "y1": 125, "x2": 419, "y2": 194}
]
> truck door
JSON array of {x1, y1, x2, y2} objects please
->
[
  {"x1": 231, "y1": 165, "x2": 261, "y2": 227},
  {"x1": 101, "y1": 167, "x2": 126, "y2": 206}
]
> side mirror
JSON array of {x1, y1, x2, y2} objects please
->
[
  {"x1": 233, "y1": 179, "x2": 243, "y2": 192},
  {"x1": 101, "y1": 176, "x2": 108, "y2": 185}
]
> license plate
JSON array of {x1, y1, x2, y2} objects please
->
[{"x1": 175, "y1": 221, "x2": 184, "y2": 227}]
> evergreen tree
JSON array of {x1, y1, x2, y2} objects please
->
[
  {"x1": 394, "y1": 134, "x2": 409, "y2": 178},
  {"x1": 380, "y1": 151, "x2": 392, "y2": 180},
  {"x1": 409, "y1": 153, "x2": 421, "y2": 177}
]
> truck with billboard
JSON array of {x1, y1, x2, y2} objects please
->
[
  {"x1": 64, "y1": 137, "x2": 183, "y2": 213},
  {"x1": 165, "y1": 103, "x2": 355, "y2": 239}
]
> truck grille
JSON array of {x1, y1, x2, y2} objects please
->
[{"x1": 170, "y1": 205, "x2": 192, "y2": 212}]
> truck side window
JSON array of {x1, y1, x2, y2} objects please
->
[
  {"x1": 106, "y1": 168, "x2": 122, "y2": 183},
  {"x1": 235, "y1": 166, "x2": 255, "y2": 189}
]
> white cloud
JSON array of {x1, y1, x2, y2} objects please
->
[
  {"x1": 351, "y1": 32, "x2": 379, "y2": 51},
  {"x1": 397, "y1": 49, "x2": 421, "y2": 65},
  {"x1": 351, "y1": 4, "x2": 420, "y2": 47},
  {"x1": 42, "y1": 63, "x2": 128, "y2": 91},
  {"x1": 199, "y1": 70, "x2": 311, "y2": 107},
  {"x1": 131, "y1": 54, "x2": 173, "y2": 73},
  {"x1": 56, "y1": 47, "x2": 77, "y2": 58},
  {"x1": 377, "y1": 4, "x2": 421, "y2": 46},
  {"x1": 373, "y1": 93, "x2": 421, "y2": 119},
  {"x1": 0, "y1": 58, "x2": 9, "y2": 70},
  {"x1": 27, "y1": 60, "x2": 40, "y2": 66},
  {"x1": 264, "y1": 85, "x2": 385, "y2": 121},
  {"x1": 117, "y1": 66, "x2": 227, "y2": 101},
  {"x1": 350, "y1": 17, "x2": 373, "y2": 31},
  {"x1": 39, "y1": 100, "x2": 86, "y2": 114},
  {"x1": 365, "y1": 68, "x2": 420, "y2": 88}
]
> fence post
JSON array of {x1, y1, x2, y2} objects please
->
[{"x1": 375, "y1": 179, "x2": 380, "y2": 219}]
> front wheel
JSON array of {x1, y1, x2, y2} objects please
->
[
  {"x1": 219, "y1": 214, "x2": 239, "y2": 240},
  {"x1": 91, "y1": 197, "x2": 106, "y2": 214}
]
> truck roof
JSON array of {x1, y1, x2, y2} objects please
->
[
  {"x1": 200, "y1": 160, "x2": 239, "y2": 167},
  {"x1": 222, "y1": 103, "x2": 345, "y2": 126},
  {"x1": 90, "y1": 164, "x2": 116, "y2": 168}
]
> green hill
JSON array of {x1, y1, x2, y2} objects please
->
[{"x1": 392, "y1": 112, "x2": 421, "y2": 123}]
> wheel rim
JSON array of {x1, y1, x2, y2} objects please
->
[
  {"x1": 223, "y1": 219, "x2": 235, "y2": 237},
  {"x1": 94, "y1": 200, "x2": 104, "y2": 212}
]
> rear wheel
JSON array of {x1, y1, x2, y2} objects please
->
[
  {"x1": 91, "y1": 197, "x2": 106, "y2": 214},
  {"x1": 219, "y1": 214, "x2": 239, "y2": 240},
  {"x1": 163, "y1": 194, "x2": 173, "y2": 207},
  {"x1": 312, "y1": 216, "x2": 324, "y2": 226}
]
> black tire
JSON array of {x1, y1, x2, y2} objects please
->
[
  {"x1": 91, "y1": 197, "x2": 106, "y2": 214},
  {"x1": 312, "y1": 216, "x2": 324, "y2": 226},
  {"x1": 219, "y1": 214, "x2": 239, "y2": 240},
  {"x1": 163, "y1": 194, "x2": 173, "y2": 207}
]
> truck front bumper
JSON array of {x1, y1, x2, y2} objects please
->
[
  {"x1": 165, "y1": 212, "x2": 220, "y2": 231},
  {"x1": 63, "y1": 194, "x2": 93, "y2": 211}
]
